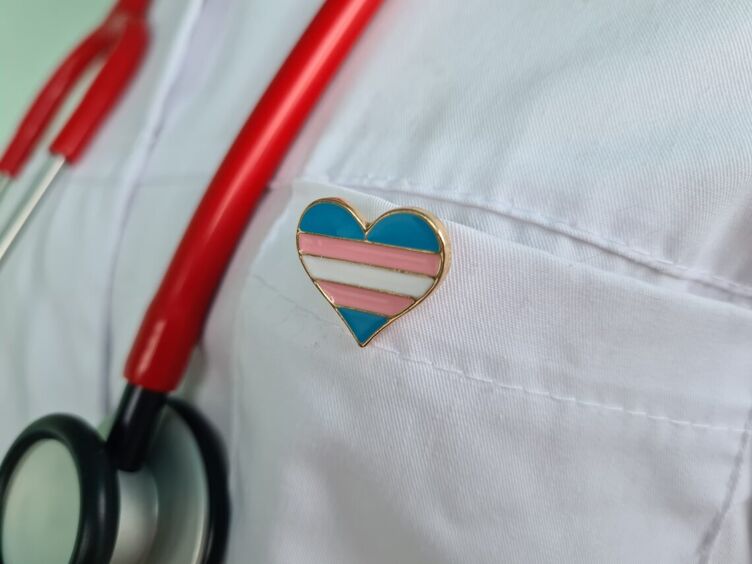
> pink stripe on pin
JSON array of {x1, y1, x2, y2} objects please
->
[
  {"x1": 317, "y1": 280, "x2": 415, "y2": 316},
  {"x1": 298, "y1": 233, "x2": 441, "y2": 275}
]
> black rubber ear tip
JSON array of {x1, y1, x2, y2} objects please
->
[
  {"x1": 166, "y1": 399, "x2": 231, "y2": 564},
  {"x1": 0, "y1": 414, "x2": 120, "y2": 564}
]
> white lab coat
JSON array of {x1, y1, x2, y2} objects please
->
[{"x1": 2, "y1": 0, "x2": 752, "y2": 562}]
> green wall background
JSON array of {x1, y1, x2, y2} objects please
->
[{"x1": 0, "y1": 0, "x2": 110, "y2": 147}]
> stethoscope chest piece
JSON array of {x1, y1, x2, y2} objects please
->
[
  {"x1": 0, "y1": 1, "x2": 382, "y2": 562},
  {"x1": 0, "y1": 399, "x2": 229, "y2": 564}
]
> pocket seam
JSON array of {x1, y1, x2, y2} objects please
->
[
  {"x1": 250, "y1": 271, "x2": 749, "y2": 435},
  {"x1": 271, "y1": 173, "x2": 752, "y2": 302}
]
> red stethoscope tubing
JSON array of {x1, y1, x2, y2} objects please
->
[
  {"x1": 125, "y1": 0, "x2": 384, "y2": 392},
  {"x1": 0, "y1": 0, "x2": 150, "y2": 177}
]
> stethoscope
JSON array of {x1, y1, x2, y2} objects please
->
[{"x1": 0, "y1": 1, "x2": 383, "y2": 562}]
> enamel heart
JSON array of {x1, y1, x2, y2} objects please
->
[{"x1": 296, "y1": 198, "x2": 451, "y2": 346}]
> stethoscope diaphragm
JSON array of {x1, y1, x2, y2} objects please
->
[{"x1": 0, "y1": 400, "x2": 229, "y2": 564}]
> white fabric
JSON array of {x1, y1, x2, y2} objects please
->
[{"x1": 2, "y1": 0, "x2": 752, "y2": 562}]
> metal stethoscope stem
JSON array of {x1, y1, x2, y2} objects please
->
[
  {"x1": 0, "y1": 173, "x2": 11, "y2": 194},
  {"x1": 0, "y1": 155, "x2": 66, "y2": 267}
]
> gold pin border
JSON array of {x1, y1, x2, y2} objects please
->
[{"x1": 296, "y1": 197, "x2": 451, "y2": 347}]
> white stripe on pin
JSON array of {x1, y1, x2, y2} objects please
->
[{"x1": 301, "y1": 255, "x2": 434, "y2": 299}]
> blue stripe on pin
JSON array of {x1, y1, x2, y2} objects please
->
[
  {"x1": 298, "y1": 202, "x2": 364, "y2": 240},
  {"x1": 366, "y1": 213, "x2": 440, "y2": 252},
  {"x1": 337, "y1": 307, "x2": 388, "y2": 344}
]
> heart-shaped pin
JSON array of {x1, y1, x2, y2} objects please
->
[{"x1": 296, "y1": 198, "x2": 451, "y2": 346}]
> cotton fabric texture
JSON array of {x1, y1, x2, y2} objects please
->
[{"x1": 1, "y1": 1, "x2": 752, "y2": 562}]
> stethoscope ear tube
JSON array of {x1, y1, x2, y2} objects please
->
[
  {"x1": 0, "y1": 1, "x2": 150, "y2": 179},
  {"x1": 0, "y1": 2, "x2": 150, "y2": 271}
]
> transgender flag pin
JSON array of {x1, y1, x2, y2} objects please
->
[{"x1": 296, "y1": 198, "x2": 451, "y2": 347}]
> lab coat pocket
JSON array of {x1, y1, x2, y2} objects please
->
[{"x1": 225, "y1": 179, "x2": 752, "y2": 564}]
